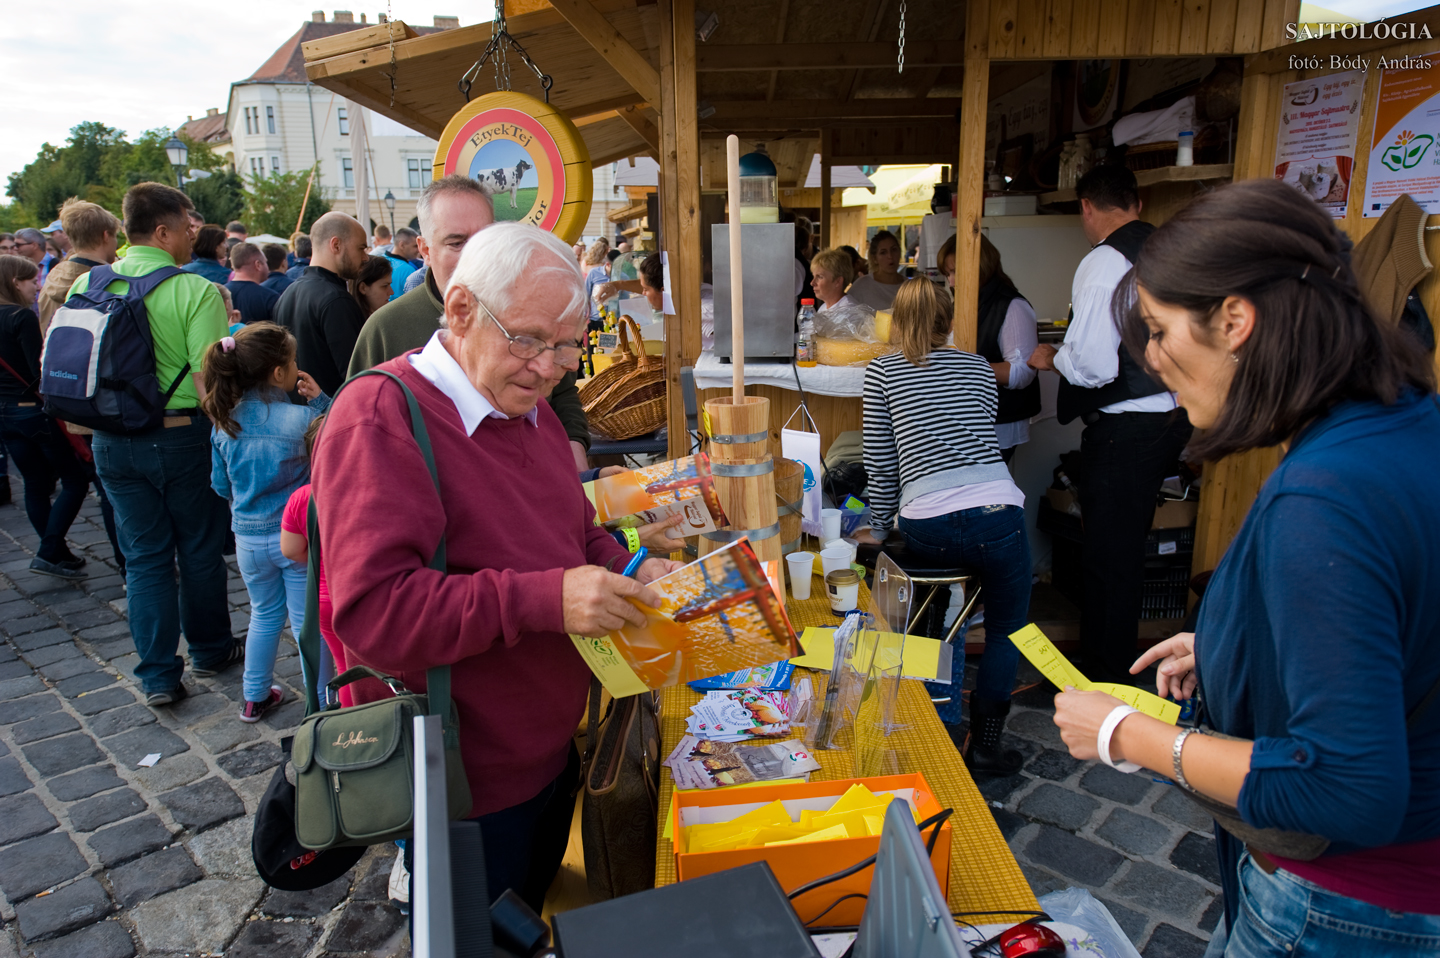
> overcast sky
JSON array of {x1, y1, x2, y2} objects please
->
[{"x1": 0, "y1": 3, "x2": 480, "y2": 196}]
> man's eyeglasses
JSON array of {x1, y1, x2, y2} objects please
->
[{"x1": 472, "y1": 295, "x2": 584, "y2": 368}]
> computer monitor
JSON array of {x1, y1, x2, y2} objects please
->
[{"x1": 853, "y1": 800, "x2": 970, "y2": 958}]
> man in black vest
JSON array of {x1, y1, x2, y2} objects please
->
[{"x1": 1028, "y1": 165, "x2": 1191, "y2": 682}]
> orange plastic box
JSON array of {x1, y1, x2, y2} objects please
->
[{"x1": 670, "y1": 772, "x2": 951, "y2": 926}]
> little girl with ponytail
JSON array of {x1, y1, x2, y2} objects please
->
[{"x1": 203, "y1": 323, "x2": 330, "y2": 723}]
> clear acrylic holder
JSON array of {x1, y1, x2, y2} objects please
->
[{"x1": 803, "y1": 611, "x2": 869, "y2": 751}]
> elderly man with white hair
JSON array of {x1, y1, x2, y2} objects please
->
[{"x1": 312, "y1": 222, "x2": 680, "y2": 910}]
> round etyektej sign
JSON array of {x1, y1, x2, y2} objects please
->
[{"x1": 433, "y1": 91, "x2": 593, "y2": 244}]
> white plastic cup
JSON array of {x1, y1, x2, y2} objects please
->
[
  {"x1": 786, "y1": 551, "x2": 816, "y2": 600},
  {"x1": 821, "y1": 508, "x2": 842, "y2": 540},
  {"x1": 823, "y1": 538, "x2": 858, "y2": 565},
  {"x1": 820, "y1": 545, "x2": 851, "y2": 577}
]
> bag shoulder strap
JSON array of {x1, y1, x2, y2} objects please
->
[
  {"x1": 0, "y1": 353, "x2": 38, "y2": 398},
  {"x1": 300, "y1": 368, "x2": 451, "y2": 721},
  {"x1": 80, "y1": 264, "x2": 187, "y2": 305}
]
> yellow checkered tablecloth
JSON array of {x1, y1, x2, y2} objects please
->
[{"x1": 654, "y1": 582, "x2": 1039, "y2": 918}]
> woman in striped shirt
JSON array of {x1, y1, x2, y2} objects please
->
[{"x1": 856, "y1": 278, "x2": 1032, "y2": 776}]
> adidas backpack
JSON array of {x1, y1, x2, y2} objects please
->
[{"x1": 40, "y1": 264, "x2": 193, "y2": 435}]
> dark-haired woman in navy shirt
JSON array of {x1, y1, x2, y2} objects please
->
[{"x1": 1052, "y1": 179, "x2": 1440, "y2": 956}]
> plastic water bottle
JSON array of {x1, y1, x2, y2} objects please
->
[{"x1": 796, "y1": 299, "x2": 817, "y2": 367}]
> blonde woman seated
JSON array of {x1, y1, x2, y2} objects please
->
[
  {"x1": 810, "y1": 248, "x2": 855, "y2": 313},
  {"x1": 854, "y1": 278, "x2": 1030, "y2": 776}
]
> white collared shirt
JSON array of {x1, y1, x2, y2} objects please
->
[
  {"x1": 1053, "y1": 244, "x2": 1176, "y2": 415},
  {"x1": 408, "y1": 331, "x2": 538, "y2": 436}
]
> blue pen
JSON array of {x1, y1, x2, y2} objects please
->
[{"x1": 621, "y1": 547, "x2": 648, "y2": 578}]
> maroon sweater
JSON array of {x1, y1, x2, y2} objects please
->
[{"x1": 312, "y1": 354, "x2": 627, "y2": 816}]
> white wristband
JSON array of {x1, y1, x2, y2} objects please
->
[{"x1": 1097, "y1": 705, "x2": 1141, "y2": 773}]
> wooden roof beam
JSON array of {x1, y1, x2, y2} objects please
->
[
  {"x1": 593, "y1": 144, "x2": 654, "y2": 166},
  {"x1": 706, "y1": 98, "x2": 961, "y2": 121},
  {"x1": 546, "y1": 0, "x2": 661, "y2": 105},
  {"x1": 697, "y1": 40, "x2": 965, "y2": 71},
  {"x1": 567, "y1": 93, "x2": 650, "y2": 120},
  {"x1": 616, "y1": 105, "x2": 661, "y2": 154}
]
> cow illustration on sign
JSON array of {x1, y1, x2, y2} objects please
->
[{"x1": 469, "y1": 139, "x2": 538, "y2": 220}]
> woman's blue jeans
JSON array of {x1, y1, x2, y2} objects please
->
[
  {"x1": 235, "y1": 531, "x2": 306, "y2": 703},
  {"x1": 1205, "y1": 853, "x2": 1440, "y2": 957},
  {"x1": 0, "y1": 403, "x2": 89, "y2": 562},
  {"x1": 897, "y1": 503, "x2": 1031, "y2": 724}
]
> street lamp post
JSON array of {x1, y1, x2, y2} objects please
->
[
  {"x1": 164, "y1": 136, "x2": 189, "y2": 190},
  {"x1": 383, "y1": 190, "x2": 396, "y2": 234}
]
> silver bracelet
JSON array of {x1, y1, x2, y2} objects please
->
[{"x1": 1172, "y1": 727, "x2": 1198, "y2": 791}]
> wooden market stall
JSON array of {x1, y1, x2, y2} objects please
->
[{"x1": 303, "y1": 0, "x2": 1440, "y2": 587}]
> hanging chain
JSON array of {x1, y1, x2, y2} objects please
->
[
  {"x1": 458, "y1": 0, "x2": 554, "y2": 103},
  {"x1": 385, "y1": 0, "x2": 398, "y2": 106},
  {"x1": 897, "y1": 0, "x2": 906, "y2": 74}
]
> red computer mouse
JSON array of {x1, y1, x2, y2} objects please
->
[{"x1": 998, "y1": 921, "x2": 1067, "y2": 958}]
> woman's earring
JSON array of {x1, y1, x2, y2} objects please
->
[{"x1": 1229, "y1": 352, "x2": 1239, "y2": 364}]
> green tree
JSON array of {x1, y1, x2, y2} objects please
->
[
  {"x1": 5, "y1": 124, "x2": 231, "y2": 224},
  {"x1": 0, "y1": 202, "x2": 39, "y2": 232},
  {"x1": 245, "y1": 166, "x2": 331, "y2": 237},
  {"x1": 186, "y1": 170, "x2": 246, "y2": 226}
]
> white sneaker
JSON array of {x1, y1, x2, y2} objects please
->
[{"x1": 388, "y1": 850, "x2": 410, "y2": 906}]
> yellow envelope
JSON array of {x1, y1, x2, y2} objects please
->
[
  {"x1": 662, "y1": 782, "x2": 805, "y2": 841},
  {"x1": 1009, "y1": 624, "x2": 1181, "y2": 724},
  {"x1": 790, "y1": 627, "x2": 946, "y2": 681},
  {"x1": 808, "y1": 809, "x2": 873, "y2": 838},
  {"x1": 764, "y1": 823, "x2": 851, "y2": 846}
]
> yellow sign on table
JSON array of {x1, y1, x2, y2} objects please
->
[
  {"x1": 790, "y1": 626, "x2": 947, "y2": 682},
  {"x1": 1008, "y1": 624, "x2": 1181, "y2": 724}
]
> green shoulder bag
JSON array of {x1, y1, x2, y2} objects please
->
[{"x1": 292, "y1": 369, "x2": 472, "y2": 851}]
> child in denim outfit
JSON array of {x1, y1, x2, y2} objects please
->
[{"x1": 203, "y1": 323, "x2": 330, "y2": 722}]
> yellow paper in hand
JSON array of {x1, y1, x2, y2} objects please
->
[{"x1": 1008, "y1": 624, "x2": 1181, "y2": 724}]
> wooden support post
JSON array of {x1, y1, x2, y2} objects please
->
[
  {"x1": 657, "y1": 0, "x2": 686, "y2": 459},
  {"x1": 727, "y1": 135, "x2": 746, "y2": 400},
  {"x1": 819, "y1": 128, "x2": 833, "y2": 249},
  {"x1": 954, "y1": 0, "x2": 990, "y2": 353},
  {"x1": 673, "y1": 0, "x2": 703, "y2": 460}
]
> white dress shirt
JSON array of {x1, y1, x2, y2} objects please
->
[
  {"x1": 1053, "y1": 244, "x2": 1176, "y2": 415},
  {"x1": 995, "y1": 297, "x2": 1040, "y2": 449},
  {"x1": 408, "y1": 330, "x2": 538, "y2": 435}
]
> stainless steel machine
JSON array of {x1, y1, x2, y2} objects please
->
[{"x1": 711, "y1": 223, "x2": 797, "y2": 361}]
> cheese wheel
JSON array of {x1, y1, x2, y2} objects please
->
[
  {"x1": 873, "y1": 310, "x2": 892, "y2": 344},
  {"x1": 815, "y1": 337, "x2": 896, "y2": 366}
]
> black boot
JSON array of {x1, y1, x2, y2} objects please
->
[{"x1": 964, "y1": 696, "x2": 1023, "y2": 777}]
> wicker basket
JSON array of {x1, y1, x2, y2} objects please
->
[
  {"x1": 587, "y1": 316, "x2": 668, "y2": 439},
  {"x1": 591, "y1": 396, "x2": 668, "y2": 440},
  {"x1": 578, "y1": 317, "x2": 641, "y2": 407}
]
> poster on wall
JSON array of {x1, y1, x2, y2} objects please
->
[
  {"x1": 1273, "y1": 71, "x2": 1364, "y2": 219},
  {"x1": 1363, "y1": 54, "x2": 1440, "y2": 217}
]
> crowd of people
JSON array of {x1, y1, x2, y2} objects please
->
[{"x1": 0, "y1": 164, "x2": 1436, "y2": 952}]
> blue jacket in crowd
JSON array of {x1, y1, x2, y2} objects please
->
[{"x1": 211, "y1": 387, "x2": 331, "y2": 535}]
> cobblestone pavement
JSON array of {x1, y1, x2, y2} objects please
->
[
  {"x1": 961, "y1": 655, "x2": 1220, "y2": 958},
  {"x1": 0, "y1": 484, "x2": 1219, "y2": 956},
  {"x1": 0, "y1": 488, "x2": 407, "y2": 958}
]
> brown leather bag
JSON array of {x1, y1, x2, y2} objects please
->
[{"x1": 580, "y1": 678, "x2": 660, "y2": 899}]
